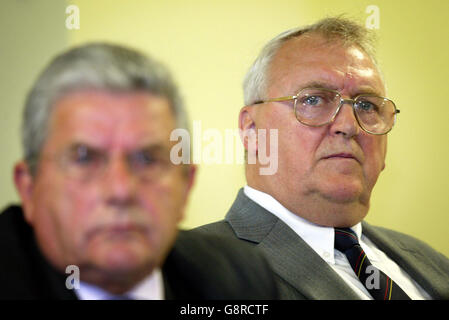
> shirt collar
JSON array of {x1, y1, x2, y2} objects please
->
[
  {"x1": 75, "y1": 268, "x2": 164, "y2": 300},
  {"x1": 243, "y1": 185, "x2": 364, "y2": 264}
]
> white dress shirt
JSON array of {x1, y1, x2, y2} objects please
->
[
  {"x1": 244, "y1": 185, "x2": 431, "y2": 300},
  {"x1": 75, "y1": 268, "x2": 164, "y2": 300}
]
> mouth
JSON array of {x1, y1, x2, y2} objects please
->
[
  {"x1": 107, "y1": 224, "x2": 146, "y2": 233},
  {"x1": 86, "y1": 223, "x2": 148, "y2": 241},
  {"x1": 322, "y1": 153, "x2": 360, "y2": 163}
]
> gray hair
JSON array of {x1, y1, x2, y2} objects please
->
[
  {"x1": 22, "y1": 42, "x2": 189, "y2": 174},
  {"x1": 243, "y1": 16, "x2": 379, "y2": 106}
]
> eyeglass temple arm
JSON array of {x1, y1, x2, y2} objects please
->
[{"x1": 253, "y1": 95, "x2": 297, "y2": 105}]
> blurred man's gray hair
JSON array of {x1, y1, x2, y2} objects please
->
[
  {"x1": 22, "y1": 42, "x2": 188, "y2": 174},
  {"x1": 243, "y1": 16, "x2": 380, "y2": 106}
]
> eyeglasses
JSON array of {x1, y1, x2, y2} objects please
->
[
  {"x1": 253, "y1": 87, "x2": 400, "y2": 135},
  {"x1": 55, "y1": 143, "x2": 174, "y2": 183}
]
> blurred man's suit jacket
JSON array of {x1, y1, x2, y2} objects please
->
[{"x1": 0, "y1": 205, "x2": 279, "y2": 300}]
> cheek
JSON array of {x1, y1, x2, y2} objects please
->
[
  {"x1": 280, "y1": 126, "x2": 323, "y2": 174},
  {"x1": 361, "y1": 136, "x2": 386, "y2": 184},
  {"x1": 135, "y1": 178, "x2": 186, "y2": 258},
  {"x1": 46, "y1": 179, "x2": 103, "y2": 254},
  {"x1": 261, "y1": 107, "x2": 315, "y2": 164},
  {"x1": 65, "y1": 182, "x2": 102, "y2": 227},
  {"x1": 138, "y1": 176, "x2": 187, "y2": 227},
  {"x1": 29, "y1": 175, "x2": 101, "y2": 266}
]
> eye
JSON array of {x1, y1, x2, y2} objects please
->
[
  {"x1": 357, "y1": 100, "x2": 377, "y2": 112},
  {"x1": 303, "y1": 95, "x2": 323, "y2": 106},
  {"x1": 129, "y1": 149, "x2": 158, "y2": 168},
  {"x1": 299, "y1": 89, "x2": 336, "y2": 107},
  {"x1": 68, "y1": 144, "x2": 100, "y2": 166}
]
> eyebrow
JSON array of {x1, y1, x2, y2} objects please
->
[
  {"x1": 134, "y1": 144, "x2": 170, "y2": 155},
  {"x1": 352, "y1": 86, "x2": 383, "y2": 97},
  {"x1": 65, "y1": 141, "x2": 170, "y2": 154},
  {"x1": 295, "y1": 82, "x2": 383, "y2": 97},
  {"x1": 295, "y1": 81, "x2": 339, "y2": 92}
]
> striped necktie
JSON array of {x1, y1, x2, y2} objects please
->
[{"x1": 334, "y1": 227, "x2": 410, "y2": 300}]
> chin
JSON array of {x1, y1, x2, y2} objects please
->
[
  {"x1": 319, "y1": 176, "x2": 365, "y2": 202},
  {"x1": 106, "y1": 251, "x2": 145, "y2": 270},
  {"x1": 88, "y1": 241, "x2": 155, "y2": 274},
  {"x1": 328, "y1": 213, "x2": 366, "y2": 228},
  {"x1": 323, "y1": 188, "x2": 362, "y2": 204}
]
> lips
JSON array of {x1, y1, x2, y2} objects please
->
[
  {"x1": 322, "y1": 153, "x2": 360, "y2": 163},
  {"x1": 86, "y1": 223, "x2": 148, "y2": 241},
  {"x1": 107, "y1": 224, "x2": 146, "y2": 233}
]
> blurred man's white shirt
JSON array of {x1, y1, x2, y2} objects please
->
[{"x1": 75, "y1": 268, "x2": 164, "y2": 300}]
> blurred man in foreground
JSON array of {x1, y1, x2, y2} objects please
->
[{"x1": 0, "y1": 43, "x2": 278, "y2": 299}]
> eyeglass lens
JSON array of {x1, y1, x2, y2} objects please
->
[{"x1": 294, "y1": 88, "x2": 396, "y2": 134}]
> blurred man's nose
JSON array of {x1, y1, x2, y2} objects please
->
[{"x1": 103, "y1": 156, "x2": 137, "y2": 206}]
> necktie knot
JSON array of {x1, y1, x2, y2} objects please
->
[{"x1": 334, "y1": 227, "x2": 359, "y2": 252}]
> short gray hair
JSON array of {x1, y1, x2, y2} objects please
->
[
  {"x1": 243, "y1": 16, "x2": 379, "y2": 106},
  {"x1": 22, "y1": 42, "x2": 189, "y2": 174}
]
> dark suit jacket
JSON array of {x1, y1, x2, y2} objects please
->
[
  {"x1": 195, "y1": 188, "x2": 449, "y2": 299},
  {"x1": 0, "y1": 205, "x2": 278, "y2": 300}
]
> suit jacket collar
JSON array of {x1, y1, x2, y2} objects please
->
[
  {"x1": 225, "y1": 189, "x2": 359, "y2": 299},
  {"x1": 362, "y1": 222, "x2": 446, "y2": 299}
]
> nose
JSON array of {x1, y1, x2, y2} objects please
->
[
  {"x1": 103, "y1": 156, "x2": 137, "y2": 206},
  {"x1": 329, "y1": 100, "x2": 360, "y2": 138}
]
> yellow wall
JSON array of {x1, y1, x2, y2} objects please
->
[
  {"x1": 1, "y1": 0, "x2": 448, "y2": 257},
  {"x1": 0, "y1": 1, "x2": 68, "y2": 214}
]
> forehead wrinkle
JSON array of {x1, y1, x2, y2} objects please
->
[
  {"x1": 344, "y1": 67, "x2": 384, "y2": 97},
  {"x1": 268, "y1": 35, "x2": 387, "y2": 100},
  {"x1": 49, "y1": 91, "x2": 175, "y2": 153}
]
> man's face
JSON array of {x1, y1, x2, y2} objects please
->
[
  {"x1": 248, "y1": 34, "x2": 387, "y2": 227},
  {"x1": 17, "y1": 90, "x2": 193, "y2": 281}
]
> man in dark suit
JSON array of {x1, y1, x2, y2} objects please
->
[
  {"x1": 0, "y1": 205, "x2": 277, "y2": 299},
  {"x1": 195, "y1": 17, "x2": 449, "y2": 299},
  {"x1": 0, "y1": 43, "x2": 278, "y2": 300}
]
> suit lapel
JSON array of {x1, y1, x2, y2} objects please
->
[
  {"x1": 362, "y1": 222, "x2": 446, "y2": 299},
  {"x1": 226, "y1": 189, "x2": 359, "y2": 299}
]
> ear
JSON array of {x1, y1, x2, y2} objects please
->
[
  {"x1": 14, "y1": 161, "x2": 35, "y2": 224},
  {"x1": 239, "y1": 105, "x2": 258, "y2": 154}
]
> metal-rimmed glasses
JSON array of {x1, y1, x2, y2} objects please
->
[{"x1": 253, "y1": 87, "x2": 400, "y2": 135}]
